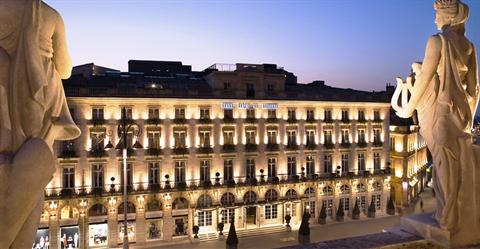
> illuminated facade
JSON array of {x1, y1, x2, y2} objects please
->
[
  {"x1": 37, "y1": 61, "x2": 393, "y2": 248},
  {"x1": 389, "y1": 113, "x2": 431, "y2": 207}
]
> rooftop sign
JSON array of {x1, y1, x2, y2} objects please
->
[{"x1": 222, "y1": 102, "x2": 278, "y2": 110}]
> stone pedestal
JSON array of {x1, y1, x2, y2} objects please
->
[{"x1": 401, "y1": 213, "x2": 480, "y2": 248}]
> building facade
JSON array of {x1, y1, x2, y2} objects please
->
[
  {"x1": 35, "y1": 61, "x2": 393, "y2": 249},
  {"x1": 389, "y1": 113, "x2": 431, "y2": 208}
]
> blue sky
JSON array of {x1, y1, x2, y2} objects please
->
[{"x1": 46, "y1": 0, "x2": 479, "y2": 94}]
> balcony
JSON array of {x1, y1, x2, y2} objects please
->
[
  {"x1": 245, "y1": 143, "x2": 258, "y2": 152},
  {"x1": 197, "y1": 146, "x2": 213, "y2": 154},
  {"x1": 223, "y1": 116, "x2": 235, "y2": 124},
  {"x1": 58, "y1": 148, "x2": 77, "y2": 159},
  {"x1": 323, "y1": 118, "x2": 334, "y2": 124},
  {"x1": 372, "y1": 141, "x2": 383, "y2": 147},
  {"x1": 340, "y1": 142, "x2": 351, "y2": 148},
  {"x1": 267, "y1": 176, "x2": 280, "y2": 184},
  {"x1": 117, "y1": 118, "x2": 135, "y2": 125},
  {"x1": 266, "y1": 143, "x2": 279, "y2": 151},
  {"x1": 245, "y1": 117, "x2": 257, "y2": 124},
  {"x1": 222, "y1": 144, "x2": 236, "y2": 153},
  {"x1": 146, "y1": 147, "x2": 162, "y2": 156},
  {"x1": 341, "y1": 118, "x2": 351, "y2": 124},
  {"x1": 88, "y1": 148, "x2": 107, "y2": 158},
  {"x1": 146, "y1": 118, "x2": 162, "y2": 125},
  {"x1": 197, "y1": 118, "x2": 212, "y2": 124},
  {"x1": 286, "y1": 143, "x2": 299, "y2": 150},
  {"x1": 173, "y1": 118, "x2": 186, "y2": 124},
  {"x1": 357, "y1": 118, "x2": 367, "y2": 123},
  {"x1": 91, "y1": 118, "x2": 106, "y2": 126},
  {"x1": 306, "y1": 117, "x2": 316, "y2": 123},
  {"x1": 173, "y1": 147, "x2": 188, "y2": 155},
  {"x1": 373, "y1": 118, "x2": 383, "y2": 123},
  {"x1": 116, "y1": 148, "x2": 135, "y2": 157},
  {"x1": 91, "y1": 187, "x2": 104, "y2": 196},
  {"x1": 323, "y1": 142, "x2": 335, "y2": 150},
  {"x1": 305, "y1": 142, "x2": 317, "y2": 150},
  {"x1": 266, "y1": 117, "x2": 278, "y2": 123},
  {"x1": 357, "y1": 141, "x2": 368, "y2": 148},
  {"x1": 287, "y1": 118, "x2": 298, "y2": 124}
]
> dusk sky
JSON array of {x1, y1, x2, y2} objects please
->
[{"x1": 46, "y1": 0, "x2": 479, "y2": 93}]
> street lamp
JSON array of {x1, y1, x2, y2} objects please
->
[{"x1": 113, "y1": 107, "x2": 143, "y2": 249}]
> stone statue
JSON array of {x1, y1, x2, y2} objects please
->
[
  {"x1": 392, "y1": 0, "x2": 480, "y2": 246},
  {"x1": 0, "y1": 0, "x2": 80, "y2": 248}
]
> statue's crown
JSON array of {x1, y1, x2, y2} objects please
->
[{"x1": 434, "y1": 0, "x2": 459, "y2": 9}]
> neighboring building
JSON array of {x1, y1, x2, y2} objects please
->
[
  {"x1": 389, "y1": 111, "x2": 431, "y2": 207},
  {"x1": 38, "y1": 61, "x2": 392, "y2": 248}
]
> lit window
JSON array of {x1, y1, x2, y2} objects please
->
[{"x1": 62, "y1": 166, "x2": 75, "y2": 189}]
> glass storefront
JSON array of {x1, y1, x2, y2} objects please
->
[
  {"x1": 60, "y1": 226, "x2": 79, "y2": 249},
  {"x1": 88, "y1": 223, "x2": 108, "y2": 247},
  {"x1": 173, "y1": 216, "x2": 188, "y2": 237},
  {"x1": 118, "y1": 221, "x2": 136, "y2": 242},
  {"x1": 32, "y1": 228, "x2": 50, "y2": 249},
  {"x1": 146, "y1": 219, "x2": 162, "y2": 240}
]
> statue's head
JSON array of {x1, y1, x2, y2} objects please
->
[{"x1": 434, "y1": 0, "x2": 469, "y2": 31}]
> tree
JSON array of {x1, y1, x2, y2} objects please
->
[
  {"x1": 298, "y1": 211, "x2": 311, "y2": 244},
  {"x1": 352, "y1": 200, "x2": 360, "y2": 220},
  {"x1": 318, "y1": 202, "x2": 327, "y2": 224},
  {"x1": 368, "y1": 198, "x2": 376, "y2": 218},
  {"x1": 336, "y1": 200, "x2": 345, "y2": 222},
  {"x1": 387, "y1": 197, "x2": 395, "y2": 215},
  {"x1": 226, "y1": 217, "x2": 238, "y2": 249}
]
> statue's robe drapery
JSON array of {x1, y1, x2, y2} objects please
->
[
  {"x1": 0, "y1": 0, "x2": 80, "y2": 247},
  {"x1": 416, "y1": 29, "x2": 480, "y2": 243}
]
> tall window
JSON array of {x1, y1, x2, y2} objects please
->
[
  {"x1": 199, "y1": 107, "x2": 210, "y2": 119},
  {"x1": 221, "y1": 209, "x2": 235, "y2": 224},
  {"x1": 287, "y1": 109, "x2": 296, "y2": 120},
  {"x1": 267, "y1": 157, "x2": 277, "y2": 178},
  {"x1": 223, "y1": 82, "x2": 231, "y2": 90},
  {"x1": 199, "y1": 129, "x2": 211, "y2": 147},
  {"x1": 324, "y1": 130, "x2": 332, "y2": 144},
  {"x1": 358, "y1": 153, "x2": 365, "y2": 172},
  {"x1": 224, "y1": 109, "x2": 233, "y2": 120},
  {"x1": 305, "y1": 201, "x2": 316, "y2": 217},
  {"x1": 223, "y1": 129, "x2": 234, "y2": 145},
  {"x1": 372, "y1": 194, "x2": 381, "y2": 210},
  {"x1": 287, "y1": 130, "x2": 296, "y2": 146},
  {"x1": 390, "y1": 137, "x2": 396, "y2": 151},
  {"x1": 322, "y1": 199, "x2": 334, "y2": 216},
  {"x1": 92, "y1": 164, "x2": 104, "y2": 188},
  {"x1": 373, "y1": 129, "x2": 381, "y2": 143},
  {"x1": 148, "y1": 107, "x2": 160, "y2": 119},
  {"x1": 358, "y1": 129, "x2": 366, "y2": 143},
  {"x1": 306, "y1": 156, "x2": 315, "y2": 176},
  {"x1": 198, "y1": 211, "x2": 212, "y2": 227},
  {"x1": 341, "y1": 129, "x2": 349, "y2": 144},
  {"x1": 245, "y1": 129, "x2": 256, "y2": 144},
  {"x1": 246, "y1": 83, "x2": 255, "y2": 97},
  {"x1": 62, "y1": 166, "x2": 75, "y2": 189},
  {"x1": 246, "y1": 159, "x2": 255, "y2": 179},
  {"x1": 265, "y1": 205, "x2": 278, "y2": 219},
  {"x1": 173, "y1": 130, "x2": 186, "y2": 148},
  {"x1": 340, "y1": 198, "x2": 350, "y2": 212},
  {"x1": 148, "y1": 162, "x2": 160, "y2": 185},
  {"x1": 223, "y1": 159, "x2": 234, "y2": 181},
  {"x1": 246, "y1": 109, "x2": 255, "y2": 119},
  {"x1": 341, "y1": 154, "x2": 349, "y2": 172},
  {"x1": 324, "y1": 109, "x2": 332, "y2": 121},
  {"x1": 374, "y1": 110, "x2": 381, "y2": 121},
  {"x1": 92, "y1": 107, "x2": 104, "y2": 120},
  {"x1": 267, "y1": 129, "x2": 277, "y2": 144},
  {"x1": 306, "y1": 109, "x2": 315, "y2": 121},
  {"x1": 358, "y1": 110, "x2": 365, "y2": 121},
  {"x1": 121, "y1": 107, "x2": 133, "y2": 119},
  {"x1": 175, "y1": 161, "x2": 186, "y2": 183},
  {"x1": 267, "y1": 109, "x2": 276, "y2": 119},
  {"x1": 90, "y1": 131, "x2": 105, "y2": 151},
  {"x1": 341, "y1": 110, "x2": 349, "y2": 121},
  {"x1": 175, "y1": 107, "x2": 185, "y2": 119},
  {"x1": 373, "y1": 153, "x2": 381, "y2": 170},
  {"x1": 306, "y1": 130, "x2": 315, "y2": 145},
  {"x1": 323, "y1": 154, "x2": 332, "y2": 173},
  {"x1": 120, "y1": 163, "x2": 133, "y2": 187},
  {"x1": 287, "y1": 156, "x2": 296, "y2": 177},
  {"x1": 200, "y1": 160, "x2": 210, "y2": 182},
  {"x1": 147, "y1": 130, "x2": 161, "y2": 149}
]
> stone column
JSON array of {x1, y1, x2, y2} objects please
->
[
  {"x1": 162, "y1": 207, "x2": 173, "y2": 241},
  {"x1": 136, "y1": 209, "x2": 146, "y2": 246},
  {"x1": 107, "y1": 212, "x2": 118, "y2": 247},
  {"x1": 49, "y1": 214, "x2": 59, "y2": 249},
  {"x1": 258, "y1": 205, "x2": 264, "y2": 227},
  {"x1": 78, "y1": 215, "x2": 87, "y2": 249}
]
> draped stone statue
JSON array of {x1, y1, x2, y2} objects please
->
[
  {"x1": 393, "y1": 0, "x2": 480, "y2": 246},
  {"x1": 0, "y1": 0, "x2": 80, "y2": 248}
]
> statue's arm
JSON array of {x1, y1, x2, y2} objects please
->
[
  {"x1": 466, "y1": 45, "x2": 479, "y2": 116},
  {"x1": 405, "y1": 36, "x2": 442, "y2": 114},
  {"x1": 52, "y1": 14, "x2": 72, "y2": 79}
]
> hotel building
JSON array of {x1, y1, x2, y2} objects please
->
[{"x1": 36, "y1": 61, "x2": 393, "y2": 249}]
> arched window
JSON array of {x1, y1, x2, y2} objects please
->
[
  {"x1": 220, "y1": 192, "x2": 236, "y2": 206},
  {"x1": 118, "y1": 201, "x2": 136, "y2": 214},
  {"x1": 197, "y1": 194, "x2": 213, "y2": 209},
  {"x1": 323, "y1": 186, "x2": 333, "y2": 196},
  {"x1": 60, "y1": 205, "x2": 79, "y2": 219},
  {"x1": 243, "y1": 191, "x2": 257, "y2": 204},
  {"x1": 88, "y1": 204, "x2": 107, "y2": 217},
  {"x1": 285, "y1": 189, "x2": 298, "y2": 200},
  {"x1": 265, "y1": 189, "x2": 278, "y2": 202},
  {"x1": 356, "y1": 183, "x2": 366, "y2": 193},
  {"x1": 304, "y1": 187, "x2": 316, "y2": 197},
  {"x1": 340, "y1": 184, "x2": 351, "y2": 194},
  {"x1": 173, "y1": 197, "x2": 189, "y2": 210},
  {"x1": 146, "y1": 199, "x2": 162, "y2": 211},
  {"x1": 373, "y1": 181, "x2": 382, "y2": 192}
]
